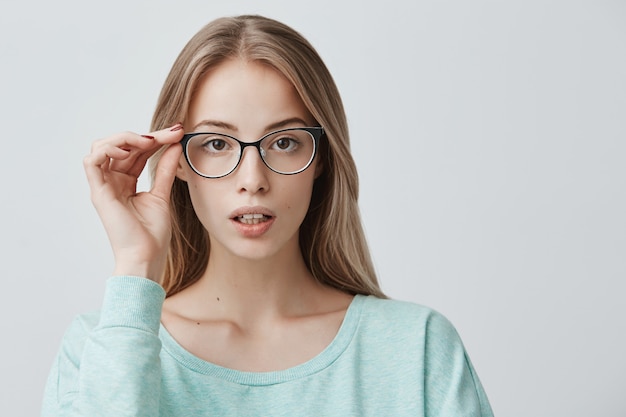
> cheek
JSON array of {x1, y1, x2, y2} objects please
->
[
  {"x1": 283, "y1": 177, "x2": 315, "y2": 215},
  {"x1": 185, "y1": 181, "x2": 221, "y2": 230}
]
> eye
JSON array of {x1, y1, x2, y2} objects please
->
[
  {"x1": 271, "y1": 136, "x2": 298, "y2": 152},
  {"x1": 207, "y1": 139, "x2": 226, "y2": 151},
  {"x1": 200, "y1": 136, "x2": 232, "y2": 153}
]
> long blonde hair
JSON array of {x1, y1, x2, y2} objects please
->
[{"x1": 150, "y1": 15, "x2": 385, "y2": 298}]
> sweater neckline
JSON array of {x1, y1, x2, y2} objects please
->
[{"x1": 158, "y1": 294, "x2": 365, "y2": 386}]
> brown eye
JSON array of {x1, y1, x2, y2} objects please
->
[
  {"x1": 206, "y1": 139, "x2": 227, "y2": 151},
  {"x1": 270, "y1": 137, "x2": 298, "y2": 152},
  {"x1": 210, "y1": 139, "x2": 225, "y2": 151},
  {"x1": 276, "y1": 138, "x2": 291, "y2": 150}
]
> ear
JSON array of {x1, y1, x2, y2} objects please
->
[{"x1": 175, "y1": 153, "x2": 189, "y2": 182}]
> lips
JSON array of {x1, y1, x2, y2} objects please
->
[
  {"x1": 229, "y1": 206, "x2": 276, "y2": 237},
  {"x1": 229, "y1": 206, "x2": 276, "y2": 220}
]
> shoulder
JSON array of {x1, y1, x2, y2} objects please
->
[
  {"x1": 357, "y1": 295, "x2": 460, "y2": 339},
  {"x1": 353, "y1": 295, "x2": 469, "y2": 363},
  {"x1": 353, "y1": 296, "x2": 494, "y2": 416}
]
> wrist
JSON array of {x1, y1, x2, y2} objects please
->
[{"x1": 113, "y1": 260, "x2": 164, "y2": 283}]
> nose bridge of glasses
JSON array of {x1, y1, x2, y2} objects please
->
[
  {"x1": 239, "y1": 139, "x2": 266, "y2": 160},
  {"x1": 237, "y1": 140, "x2": 269, "y2": 175}
]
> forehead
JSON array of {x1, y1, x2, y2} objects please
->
[{"x1": 187, "y1": 59, "x2": 314, "y2": 133}]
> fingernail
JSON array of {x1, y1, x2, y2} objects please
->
[
  {"x1": 170, "y1": 123, "x2": 183, "y2": 132},
  {"x1": 141, "y1": 135, "x2": 155, "y2": 139}
]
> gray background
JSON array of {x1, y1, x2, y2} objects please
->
[{"x1": 1, "y1": 0, "x2": 624, "y2": 416}]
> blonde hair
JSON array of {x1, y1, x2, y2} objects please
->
[{"x1": 150, "y1": 15, "x2": 385, "y2": 298}]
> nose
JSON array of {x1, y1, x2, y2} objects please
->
[{"x1": 234, "y1": 146, "x2": 270, "y2": 194}]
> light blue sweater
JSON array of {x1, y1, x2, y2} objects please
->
[{"x1": 42, "y1": 276, "x2": 493, "y2": 416}]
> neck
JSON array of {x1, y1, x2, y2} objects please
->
[{"x1": 184, "y1": 239, "x2": 328, "y2": 325}]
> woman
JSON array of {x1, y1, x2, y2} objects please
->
[{"x1": 42, "y1": 15, "x2": 493, "y2": 416}]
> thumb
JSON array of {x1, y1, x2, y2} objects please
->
[{"x1": 151, "y1": 143, "x2": 183, "y2": 202}]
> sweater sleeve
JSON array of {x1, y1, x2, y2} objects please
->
[
  {"x1": 41, "y1": 276, "x2": 166, "y2": 417},
  {"x1": 423, "y1": 312, "x2": 494, "y2": 417}
]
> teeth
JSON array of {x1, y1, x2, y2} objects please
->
[
  {"x1": 238, "y1": 213, "x2": 269, "y2": 225},
  {"x1": 241, "y1": 214, "x2": 265, "y2": 219}
]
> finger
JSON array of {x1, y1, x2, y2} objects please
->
[
  {"x1": 145, "y1": 123, "x2": 186, "y2": 146},
  {"x1": 106, "y1": 135, "x2": 160, "y2": 174},
  {"x1": 88, "y1": 137, "x2": 153, "y2": 181},
  {"x1": 126, "y1": 150, "x2": 154, "y2": 179},
  {"x1": 91, "y1": 131, "x2": 158, "y2": 157},
  {"x1": 110, "y1": 123, "x2": 185, "y2": 174},
  {"x1": 89, "y1": 143, "x2": 134, "y2": 168},
  {"x1": 84, "y1": 151, "x2": 107, "y2": 192},
  {"x1": 151, "y1": 143, "x2": 183, "y2": 202},
  {"x1": 84, "y1": 125, "x2": 184, "y2": 197},
  {"x1": 116, "y1": 123, "x2": 186, "y2": 177},
  {"x1": 89, "y1": 122, "x2": 184, "y2": 162},
  {"x1": 109, "y1": 141, "x2": 157, "y2": 177}
]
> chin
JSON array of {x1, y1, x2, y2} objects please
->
[{"x1": 214, "y1": 238, "x2": 292, "y2": 263}]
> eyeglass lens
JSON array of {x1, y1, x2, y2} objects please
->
[{"x1": 185, "y1": 129, "x2": 316, "y2": 177}]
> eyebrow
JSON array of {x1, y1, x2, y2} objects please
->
[{"x1": 192, "y1": 117, "x2": 310, "y2": 133}]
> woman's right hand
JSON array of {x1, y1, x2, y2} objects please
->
[{"x1": 83, "y1": 124, "x2": 184, "y2": 282}]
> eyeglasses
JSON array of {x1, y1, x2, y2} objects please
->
[{"x1": 180, "y1": 127, "x2": 324, "y2": 178}]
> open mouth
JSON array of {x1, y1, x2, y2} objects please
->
[{"x1": 236, "y1": 213, "x2": 273, "y2": 225}]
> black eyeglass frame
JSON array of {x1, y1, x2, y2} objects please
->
[{"x1": 180, "y1": 126, "x2": 324, "y2": 179}]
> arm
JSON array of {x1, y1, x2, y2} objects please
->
[
  {"x1": 42, "y1": 277, "x2": 165, "y2": 417},
  {"x1": 42, "y1": 125, "x2": 184, "y2": 416},
  {"x1": 423, "y1": 312, "x2": 494, "y2": 417}
]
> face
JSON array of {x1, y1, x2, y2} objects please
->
[{"x1": 177, "y1": 59, "x2": 320, "y2": 262}]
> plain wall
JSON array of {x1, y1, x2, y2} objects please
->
[{"x1": 0, "y1": 0, "x2": 624, "y2": 416}]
